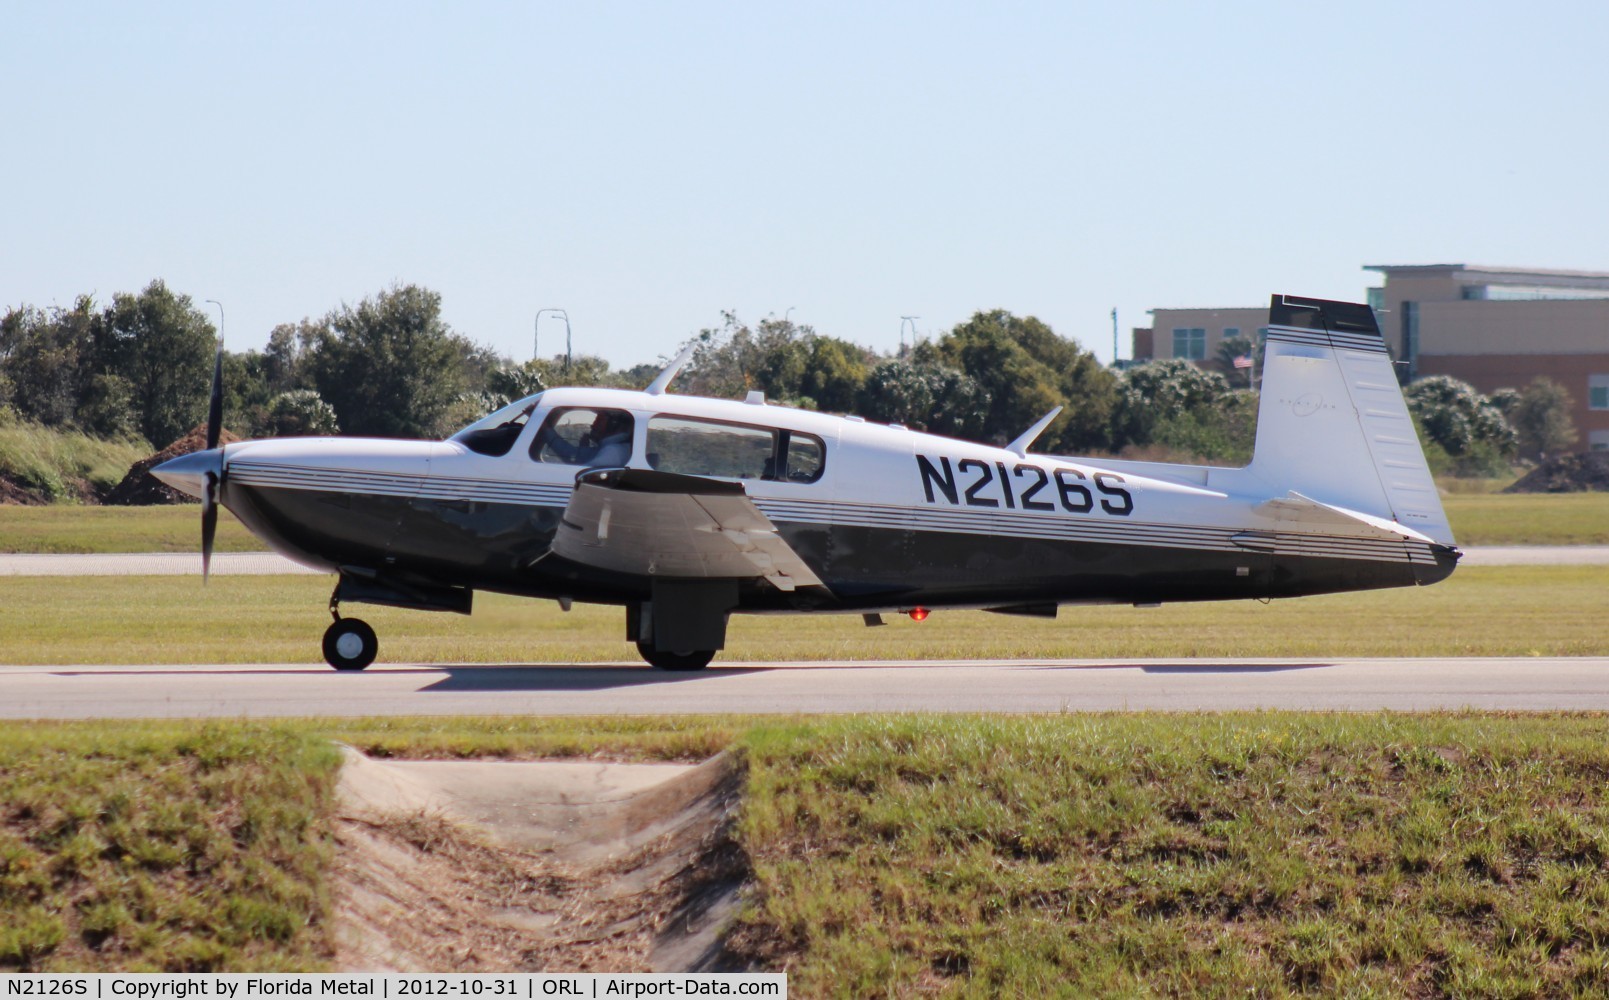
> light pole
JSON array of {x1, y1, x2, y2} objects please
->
[
  {"x1": 205, "y1": 299, "x2": 224, "y2": 344},
  {"x1": 535, "y1": 308, "x2": 571, "y2": 373},
  {"x1": 900, "y1": 316, "x2": 919, "y2": 355}
]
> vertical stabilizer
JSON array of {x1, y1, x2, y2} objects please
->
[{"x1": 1247, "y1": 294, "x2": 1453, "y2": 546}]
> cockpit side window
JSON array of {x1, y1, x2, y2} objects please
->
[
  {"x1": 531, "y1": 407, "x2": 635, "y2": 468},
  {"x1": 453, "y1": 397, "x2": 539, "y2": 457},
  {"x1": 645, "y1": 415, "x2": 825, "y2": 483}
]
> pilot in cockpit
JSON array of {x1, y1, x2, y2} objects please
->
[{"x1": 538, "y1": 409, "x2": 633, "y2": 468}]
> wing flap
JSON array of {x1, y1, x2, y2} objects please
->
[{"x1": 551, "y1": 469, "x2": 824, "y2": 591}]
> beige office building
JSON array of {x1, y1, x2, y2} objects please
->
[{"x1": 1130, "y1": 264, "x2": 1609, "y2": 452}]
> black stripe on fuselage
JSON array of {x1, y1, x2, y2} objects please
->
[{"x1": 223, "y1": 483, "x2": 1449, "y2": 612}]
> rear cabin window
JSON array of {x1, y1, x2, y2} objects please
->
[{"x1": 646, "y1": 416, "x2": 825, "y2": 483}]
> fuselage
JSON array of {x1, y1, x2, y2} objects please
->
[{"x1": 178, "y1": 386, "x2": 1456, "y2": 616}]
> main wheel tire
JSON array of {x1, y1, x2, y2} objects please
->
[
  {"x1": 323, "y1": 618, "x2": 378, "y2": 671},
  {"x1": 635, "y1": 641, "x2": 715, "y2": 671}
]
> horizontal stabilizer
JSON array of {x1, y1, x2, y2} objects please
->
[
  {"x1": 1257, "y1": 491, "x2": 1438, "y2": 545},
  {"x1": 551, "y1": 468, "x2": 824, "y2": 591}
]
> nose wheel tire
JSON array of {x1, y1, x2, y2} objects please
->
[
  {"x1": 635, "y1": 642, "x2": 715, "y2": 671},
  {"x1": 323, "y1": 618, "x2": 378, "y2": 671}
]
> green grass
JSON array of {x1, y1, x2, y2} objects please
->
[
  {"x1": 0, "y1": 565, "x2": 1603, "y2": 665},
  {"x1": 9, "y1": 714, "x2": 1609, "y2": 995},
  {"x1": 0, "y1": 722, "x2": 339, "y2": 972},
  {"x1": 0, "y1": 422, "x2": 150, "y2": 503},
  {"x1": 1444, "y1": 492, "x2": 1609, "y2": 545},
  {"x1": 0, "y1": 506, "x2": 259, "y2": 553},
  {"x1": 1434, "y1": 475, "x2": 1518, "y2": 495},
  {"x1": 729, "y1": 714, "x2": 1609, "y2": 997}
]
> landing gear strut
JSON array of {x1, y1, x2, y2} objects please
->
[{"x1": 324, "y1": 587, "x2": 377, "y2": 671}]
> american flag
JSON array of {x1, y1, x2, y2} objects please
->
[{"x1": 1232, "y1": 354, "x2": 1254, "y2": 369}]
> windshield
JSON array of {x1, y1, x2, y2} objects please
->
[{"x1": 450, "y1": 393, "x2": 544, "y2": 440}]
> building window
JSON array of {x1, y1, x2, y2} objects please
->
[
  {"x1": 1590, "y1": 374, "x2": 1609, "y2": 411},
  {"x1": 1171, "y1": 328, "x2": 1206, "y2": 360},
  {"x1": 1591, "y1": 430, "x2": 1609, "y2": 452},
  {"x1": 1223, "y1": 327, "x2": 1240, "y2": 340}
]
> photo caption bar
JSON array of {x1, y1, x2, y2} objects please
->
[{"x1": 0, "y1": 975, "x2": 785, "y2": 1000}]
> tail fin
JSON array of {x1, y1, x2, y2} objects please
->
[{"x1": 1246, "y1": 294, "x2": 1454, "y2": 546}]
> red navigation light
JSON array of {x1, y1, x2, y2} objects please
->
[{"x1": 908, "y1": 607, "x2": 930, "y2": 622}]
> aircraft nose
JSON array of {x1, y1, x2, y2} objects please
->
[{"x1": 151, "y1": 448, "x2": 223, "y2": 500}]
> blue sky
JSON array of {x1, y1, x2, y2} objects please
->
[{"x1": 5, "y1": 1, "x2": 1607, "y2": 368}]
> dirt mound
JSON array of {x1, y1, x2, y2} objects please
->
[
  {"x1": 1504, "y1": 452, "x2": 1609, "y2": 493},
  {"x1": 103, "y1": 425, "x2": 241, "y2": 506},
  {"x1": 0, "y1": 475, "x2": 49, "y2": 505},
  {"x1": 331, "y1": 747, "x2": 750, "y2": 973}
]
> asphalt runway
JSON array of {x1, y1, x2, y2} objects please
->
[{"x1": 4, "y1": 657, "x2": 1609, "y2": 718}]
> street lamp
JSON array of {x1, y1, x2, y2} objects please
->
[
  {"x1": 900, "y1": 316, "x2": 920, "y2": 355},
  {"x1": 535, "y1": 308, "x2": 571, "y2": 373},
  {"x1": 205, "y1": 299, "x2": 224, "y2": 344}
]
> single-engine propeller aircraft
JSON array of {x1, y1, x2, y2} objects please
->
[{"x1": 154, "y1": 294, "x2": 1458, "y2": 671}]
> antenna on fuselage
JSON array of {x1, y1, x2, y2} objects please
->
[
  {"x1": 645, "y1": 342, "x2": 698, "y2": 396},
  {"x1": 1005, "y1": 406, "x2": 1063, "y2": 458}
]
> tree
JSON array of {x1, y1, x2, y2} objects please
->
[
  {"x1": 96, "y1": 281, "x2": 215, "y2": 446},
  {"x1": 800, "y1": 336, "x2": 872, "y2": 413},
  {"x1": 935, "y1": 310, "x2": 1118, "y2": 452},
  {"x1": 526, "y1": 353, "x2": 630, "y2": 390},
  {"x1": 1110, "y1": 360, "x2": 1255, "y2": 462},
  {"x1": 679, "y1": 313, "x2": 801, "y2": 401},
  {"x1": 675, "y1": 314, "x2": 874, "y2": 412},
  {"x1": 1215, "y1": 334, "x2": 1258, "y2": 389},
  {"x1": 302, "y1": 285, "x2": 480, "y2": 439},
  {"x1": 857, "y1": 357, "x2": 991, "y2": 438},
  {"x1": 1404, "y1": 375, "x2": 1515, "y2": 475},
  {"x1": 220, "y1": 350, "x2": 278, "y2": 438},
  {"x1": 77, "y1": 373, "x2": 138, "y2": 439},
  {"x1": 1509, "y1": 376, "x2": 1577, "y2": 461},
  {"x1": 0, "y1": 298, "x2": 99, "y2": 430},
  {"x1": 263, "y1": 320, "x2": 321, "y2": 395},
  {"x1": 265, "y1": 390, "x2": 340, "y2": 436}
]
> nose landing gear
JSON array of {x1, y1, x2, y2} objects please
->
[
  {"x1": 323, "y1": 616, "x2": 378, "y2": 671},
  {"x1": 324, "y1": 588, "x2": 376, "y2": 671}
]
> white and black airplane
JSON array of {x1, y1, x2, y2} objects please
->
[{"x1": 153, "y1": 294, "x2": 1459, "y2": 671}]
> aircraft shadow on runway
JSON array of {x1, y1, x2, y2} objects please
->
[
  {"x1": 48, "y1": 664, "x2": 763, "y2": 693},
  {"x1": 1027, "y1": 663, "x2": 1335, "y2": 674},
  {"x1": 417, "y1": 664, "x2": 768, "y2": 693}
]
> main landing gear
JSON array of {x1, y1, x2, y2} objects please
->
[{"x1": 635, "y1": 642, "x2": 715, "y2": 671}]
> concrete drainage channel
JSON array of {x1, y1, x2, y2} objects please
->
[{"x1": 332, "y1": 746, "x2": 749, "y2": 972}]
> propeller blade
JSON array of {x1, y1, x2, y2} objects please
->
[
  {"x1": 202, "y1": 472, "x2": 218, "y2": 583},
  {"x1": 205, "y1": 341, "x2": 224, "y2": 451}
]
